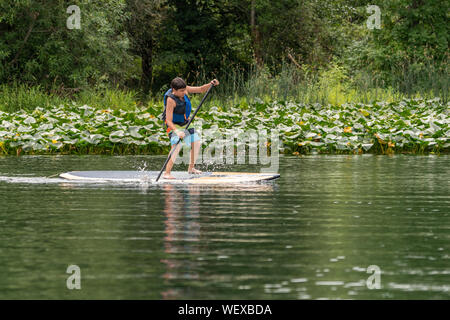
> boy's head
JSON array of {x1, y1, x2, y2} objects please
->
[{"x1": 171, "y1": 77, "x2": 187, "y2": 98}]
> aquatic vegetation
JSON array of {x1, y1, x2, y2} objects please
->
[
  {"x1": 217, "y1": 98, "x2": 449, "y2": 155},
  {"x1": 0, "y1": 104, "x2": 166, "y2": 155},
  {"x1": 0, "y1": 98, "x2": 448, "y2": 155}
]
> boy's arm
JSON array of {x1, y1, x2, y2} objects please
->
[
  {"x1": 187, "y1": 79, "x2": 219, "y2": 93},
  {"x1": 165, "y1": 98, "x2": 179, "y2": 133}
]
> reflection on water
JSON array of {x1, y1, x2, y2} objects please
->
[
  {"x1": 161, "y1": 184, "x2": 200, "y2": 299},
  {"x1": 0, "y1": 154, "x2": 448, "y2": 299}
]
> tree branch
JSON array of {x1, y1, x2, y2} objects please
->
[{"x1": 287, "y1": 52, "x2": 302, "y2": 69}]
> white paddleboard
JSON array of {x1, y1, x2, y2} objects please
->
[{"x1": 59, "y1": 171, "x2": 280, "y2": 184}]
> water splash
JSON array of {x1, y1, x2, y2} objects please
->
[{"x1": 0, "y1": 175, "x2": 67, "y2": 184}]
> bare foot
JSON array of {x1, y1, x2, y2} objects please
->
[
  {"x1": 188, "y1": 168, "x2": 202, "y2": 174},
  {"x1": 163, "y1": 173, "x2": 176, "y2": 179}
]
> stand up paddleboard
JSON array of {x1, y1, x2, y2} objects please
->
[{"x1": 59, "y1": 171, "x2": 280, "y2": 184}]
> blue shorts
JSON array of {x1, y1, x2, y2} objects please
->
[{"x1": 169, "y1": 127, "x2": 201, "y2": 147}]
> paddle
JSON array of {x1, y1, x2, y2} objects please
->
[{"x1": 155, "y1": 83, "x2": 215, "y2": 182}]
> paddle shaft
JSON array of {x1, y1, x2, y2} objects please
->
[{"x1": 155, "y1": 84, "x2": 215, "y2": 182}]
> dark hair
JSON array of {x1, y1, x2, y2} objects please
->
[{"x1": 171, "y1": 77, "x2": 187, "y2": 90}]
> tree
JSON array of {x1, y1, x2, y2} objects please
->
[
  {"x1": 164, "y1": 0, "x2": 247, "y2": 82},
  {"x1": 0, "y1": 0, "x2": 134, "y2": 89},
  {"x1": 125, "y1": 0, "x2": 168, "y2": 94},
  {"x1": 238, "y1": 0, "x2": 340, "y2": 71}
]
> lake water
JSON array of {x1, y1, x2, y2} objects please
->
[{"x1": 0, "y1": 154, "x2": 448, "y2": 299}]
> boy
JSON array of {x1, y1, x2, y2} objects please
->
[{"x1": 162, "y1": 77, "x2": 219, "y2": 179}]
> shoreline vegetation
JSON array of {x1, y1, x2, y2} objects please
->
[
  {"x1": 0, "y1": 80, "x2": 448, "y2": 156},
  {"x1": 1, "y1": 1, "x2": 448, "y2": 157},
  {"x1": 1, "y1": 58, "x2": 448, "y2": 113},
  {"x1": 1, "y1": 58, "x2": 448, "y2": 157}
]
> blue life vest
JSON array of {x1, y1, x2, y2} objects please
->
[{"x1": 162, "y1": 89, "x2": 192, "y2": 127}]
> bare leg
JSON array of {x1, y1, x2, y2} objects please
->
[
  {"x1": 188, "y1": 140, "x2": 202, "y2": 173},
  {"x1": 164, "y1": 144, "x2": 182, "y2": 179}
]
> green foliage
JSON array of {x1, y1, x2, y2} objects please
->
[
  {"x1": 0, "y1": 83, "x2": 67, "y2": 112},
  {"x1": 0, "y1": 98, "x2": 447, "y2": 156},
  {"x1": 0, "y1": 0, "x2": 134, "y2": 88},
  {"x1": 0, "y1": 83, "x2": 139, "y2": 112},
  {"x1": 379, "y1": 0, "x2": 449, "y2": 61},
  {"x1": 0, "y1": 0, "x2": 447, "y2": 105},
  {"x1": 253, "y1": 0, "x2": 333, "y2": 68},
  {"x1": 76, "y1": 87, "x2": 138, "y2": 110},
  {"x1": 339, "y1": 0, "x2": 449, "y2": 97},
  {"x1": 124, "y1": 0, "x2": 169, "y2": 93}
]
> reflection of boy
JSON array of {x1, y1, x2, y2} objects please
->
[{"x1": 162, "y1": 77, "x2": 219, "y2": 179}]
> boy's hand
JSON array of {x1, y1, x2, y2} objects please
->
[
  {"x1": 210, "y1": 79, "x2": 219, "y2": 86},
  {"x1": 176, "y1": 130, "x2": 185, "y2": 139}
]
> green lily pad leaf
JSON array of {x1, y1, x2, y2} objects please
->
[
  {"x1": 1, "y1": 120, "x2": 16, "y2": 129},
  {"x1": 110, "y1": 130, "x2": 125, "y2": 138},
  {"x1": 23, "y1": 116, "x2": 36, "y2": 124},
  {"x1": 62, "y1": 139, "x2": 78, "y2": 144},
  {"x1": 32, "y1": 142, "x2": 46, "y2": 151},
  {"x1": 362, "y1": 143, "x2": 374, "y2": 151},
  {"x1": 128, "y1": 126, "x2": 143, "y2": 138},
  {"x1": 37, "y1": 123, "x2": 53, "y2": 131},
  {"x1": 131, "y1": 140, "x2": 147, "y2": 146},
  {"x1": 336, "y1": 142, "x2": 349, "y2": 150},
  {"x1": 305, "y1": 132, "x2": 317, "y2": 139},
  {"x1": 17, "y1": 125, "x2": 32, "y2": 133},
  {"x1": 20, "y1": 134, "x2": 34, "y2": 140},
  {"x1": 21, "y1": 142, "x2": 35, "y2": 151}
]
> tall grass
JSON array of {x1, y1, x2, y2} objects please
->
[
  {"x1": 76, "y1": 87, "x2": 139, "y2": 110},
  {"x1": 0, "y1": 83, "x2": 139, "y2": 112},
  {"x1": 187, "y1": 56, "x2": 448, "y2": 110},
  {"x1": 0, "y1": 83, "x2": 67, "y2": 112},
  {"x1": 1, "y1": 56, "x2": 447, "y2": 113}
]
